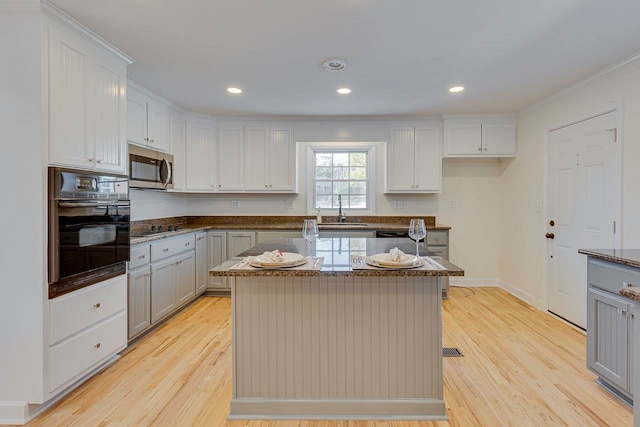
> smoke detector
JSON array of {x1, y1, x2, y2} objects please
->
[{"x1": 322, "y1": 58, "x2": 347, "y2": 72}]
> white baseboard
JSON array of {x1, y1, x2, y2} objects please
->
[
  {"x1": 450, "y1": 277, "x2": 500, "y2": 287},
  {"x1": 0, "y1": 401, "x2": 29, "y2": 425},
  {"x1": 449, "y1": 277, "x2": 535, "y2": 307},
  {"x1": 499, "y1": 279, "x2": 535, "y2": 305}
]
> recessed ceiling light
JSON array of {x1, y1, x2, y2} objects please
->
[
  {"x1": 227, "y1": 87, "x2": 242, "y2": 94},
  {"x1": 337, "y1": 88, "x2": 351, "y2": 95},
  {"x1": 323, "y1": 58, "x2": 347, "y2": 72},
  {"x1": 449, "y1": 86, "x2": 464, "y2": 93}
]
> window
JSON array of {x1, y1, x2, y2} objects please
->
[{"x1": 314, "y1": 151, "x2": 368, "y2": 210}]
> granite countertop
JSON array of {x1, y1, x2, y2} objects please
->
[
  {"x1": 578, "y1": 249, "x2": 640, "y2": 269},
  {"x1": 209, "y1": 237, "x2": 464, "y2": 278},
  {"x1": 131, "y1": 215, "x2": 451, "y2": 244}
]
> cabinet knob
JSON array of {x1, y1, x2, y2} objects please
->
[
  {"x1": 163, "y1": 248, "x2": 169, "y2": 252},
  {"x1": 144, "y1": 137, "x2": 149, "y2": 142},
  {"x1": 94, "y1": 342, "x2": 101, "y2": 349},
  {"x1": 545, "y1": 233, "x2": 555, "y2": 239},
  {"x1": 265, "y1": 184, "x2": 268, "y2": 188},
  {"x1": 93, "y1": 302, "x2": 101, "y2": 308},
  {"x1": 150, "y1": 139, "x2": 155, "y2": 143},
  {"x1": 138, "y1": 254, "x2": 146, "y2": 259},
  {"x1": 185, "y1": 242, "x2": 190, "y2": 246},
  {"x1": 415, "y1": 184, "x2": 419, "y2": 188},
  {"x1": 483, "y1": 147, "x2": 487, "y2": 151},
  {"x1": 96, "y1": 159, "x2": 102, "y2": 163},
  {"x1": 269, "y1": 184, "x2": 273, "y2": 188},
  {"x1": 88, "y1": 157, "x2": 95, "y2": 162},
  {"x1": 478, "y1": 147, "x2": 482, "y2": 151}
]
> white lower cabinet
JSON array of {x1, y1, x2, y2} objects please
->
[
  {"x1": 195, "y1": 232, "x2": 208, "y2": 294},
  {"x1": 207, "y1": 231, "x2": 228, "y2": 291},
  {"x1": 175, "y1": 251, "x2": 196, "y2": 307},
  {"x1": 227, "y1": 231, "x2": 256, "y2": 257},
  {"x1": 48, "y1": 275, "x2": 127, "y2": 393},
  {"x1": 128, "y1": 265, "x2": 151, "y2": 340},
  {"x1": 150, "y1": 257, "x2": 177, "y2": 324}
]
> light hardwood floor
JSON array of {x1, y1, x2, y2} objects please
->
[{"x1": 19, "y1": 287, "x2": 632, "y2": 427}]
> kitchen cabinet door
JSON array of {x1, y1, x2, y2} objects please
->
[
  {"x1": 227, "y1": 232, "x2": 256, "y2": 257},
  {"x1": 170, "y1": 113, "x2": 186, "y2": 190},
  {"x1": 175, "y1": 251, "x2": 196, "y2": 308},
  {"x1": 146, "y1": 100, "x2": 170, "y2": 152},
  {"x1": 268, "y1": 127, "x2": 295, "y2": 191},
  {"x1": 444, "y1": 121, "x2": 482, "y2": 156},
  {"x1": 48, "y1": 25, "x2": 94, "y2": 169},
  {"x1": 217, "y1": 127, "x2": 244, "y2": 191},
  {"x1": 244, "y1": 127, "x2": 269, "y2": 191},
  {"x1": 91, "y1": 49, "x2": 127, "y2": 173},
  {"x1": 482, "y1": 123, "x2": 516, "y2": 156},
  {"x1": 185, "y1": 119, "x2": 215, "y2": 191},
  {"x1": 126, "y1": 87, "x2": 147, "y2": 147},
  {"x1": 587, "y1": 287, "x2": 632, "y2": 393},
  {"x1": 195, "y1": 232, "x2": 208, "y2": 295},
  {"x1": 150, "y1": 257, "x2": 176, "y2": 324},
  {"x1": 414, "y1": 126, "x2": 442, "y2": 192},
  {"x1": 208, "y1": 231, "x2": 227, "y2": 290},
  {"x1": 128, "y1": 265, "x2": 151, "y2": 340}
]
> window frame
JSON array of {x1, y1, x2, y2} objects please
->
[{"x1": 304, "y1": 142, "x2": 378, "y2": 215}]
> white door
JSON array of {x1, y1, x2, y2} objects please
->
[{"x1": 547, "y1": 111, "x2": 619, "y2": 328}]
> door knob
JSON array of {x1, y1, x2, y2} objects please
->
[{"x1": 545, "y1": 233, "x2": 555, "y2": 239}]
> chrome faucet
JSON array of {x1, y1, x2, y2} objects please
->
[{"x1": 338, "y1": 195, "x2": 347, "y2": 222}]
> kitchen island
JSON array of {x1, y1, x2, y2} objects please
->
[{"x1": 210, "y1": 237, "x2": 463, "y2": 420}]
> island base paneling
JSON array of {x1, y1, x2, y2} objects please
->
[{"x1": 230, "y1": 275, "x2": 445, "y2": 420}]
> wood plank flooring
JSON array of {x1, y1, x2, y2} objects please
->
[{"x1": 19, "y1": 287, "x2": 632, "y2": 427}]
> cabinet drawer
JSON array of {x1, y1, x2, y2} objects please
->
[
  {"x1": 151, "y1": 234, "x2": 195, "y2": 262},
  {"x1": 129, "y1": 243, "x2": 150, "y2": 269},
  {"x1": 50, "y1": 275, "x2": 127, "y2": 345},
  {"x1": 49, "y1": 310, "x2": 127, "y2": 392},
  {"x1": 426, "y1": 230, "x2": 448, "y2": 246},
  {"x1": 588, "y1": 258, "x2": 640, "y2": 295}
]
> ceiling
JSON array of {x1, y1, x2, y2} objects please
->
[{"x1": 50, "y1": 0, "x2": 640, "y2": 117}]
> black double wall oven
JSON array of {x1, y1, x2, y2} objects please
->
[{"x1": 48, "y1": 167, "x2": 130, "y2": 299}]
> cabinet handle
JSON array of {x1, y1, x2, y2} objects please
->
[
  {"x1": 265, "y1": 184, "x2": 268, "y2": 188},
  {"x1": 150, "y1": 139, "x2": 155, "y2": 143},
  {"x1": 483, "y1": 147, "x2": 487, "y2": 151},
  {"x1": 219, "y1": 185, "x2": 222, "y2": 188},
  {"x1": 163, "y1": 248, "x2": 169, "y2": 252},
  {"x1": 93, "y1": 302, "x2": 101, "y2": 309},
  {"x1": 478, "y1": 147, "x2": 482, "y2": 151},
  {"x1": 415, "y1": 184, "x2": 419, "y2": 188},
  {"x1": 617, "y1": 308, "x2": 624, "y2": 315},
  {"x1": 96, "y1": 159, "x2": 102, "y2": 163},
  {"x1": 185, "y1": 242, "x2": 190, "y2": 246},
  {"x1": 94, "y1": 342, "x2": 101, "y2": 349},
  {"x1": 88, "y1": 157, "x2": 95, "y2": 162},
  {"x1": 138, "y1": 254, "x2": 146, "y2": 259},
  {"x1": 144, "y1": 137, "x2": 149, "y2": 142}
]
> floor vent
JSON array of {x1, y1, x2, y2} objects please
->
[{"x1": 443, "y1": 347, "x2": 463, "y2": 357}]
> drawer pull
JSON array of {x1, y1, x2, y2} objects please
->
[
  {"x1": 94, "y1": 303, "x2": 101, "y2": 309},
  {"x1": 185, "y1": 242, "x2": 190, "y2": 246},
  {"x1": 138, "y1": 254, "x2": 146, "y2": 259},
  {"x1": 94, "y1": 342, "x2": 101, "y2": 349},
  {"x1": 163, "y1": 248, "x2": 169, "y2": 252}
]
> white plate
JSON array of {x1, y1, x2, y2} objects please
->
[
  {"x1": 249, "y1": 257, "x2": 309, "y2": 269},
  {"x1": 249, "y1": 252, "x2": 305, "y2": 267},
  {"x1": 365, "y1": 256, "x2": 425, "y2": 269},
  {"x1": 369, "y1": 252, "x2": 419, "y2": 267}
]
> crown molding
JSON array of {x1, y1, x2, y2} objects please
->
[
  {"x1": 519, "y1": 51, "x2": 640, "y2": 116},
  {"x1": 41, "y1": 0, "x2": 134, "y2": 64}
]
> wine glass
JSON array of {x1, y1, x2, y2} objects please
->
[
  {"x1": 408, "y1": 219, "x2": 427, "y2": 257},
  {"x1": 302, "y1": 219, "x2": 319, "y2": 257}
]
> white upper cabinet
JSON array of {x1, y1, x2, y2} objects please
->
[
  {"x1": 127, "y1": 84, "x2": 170, "y2": 152},
  {"x1": 170, "y1": 112, "x2": 186, "y2": 190},
  {"x1": 48, "y1": 22, "x2": 129, "y2": 174},
  {"x1": 244, "y1": 126, "x2": 295, "y2": 192},
  {"x1": 217, "y1": 127, "x2": 244, "y2": 191},
  {"x1": 443, "y1": 116, "x2": 516, "y2": 157},
  {"x1": 385, "y1": 123, "x2": 442, "y2": 193},
  {"x1": 185, "y1": 117, "x2": 216, "y2": 191}
]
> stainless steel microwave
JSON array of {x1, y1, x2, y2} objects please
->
[{"x1": 129, "y1": 145, "x2": 174, "y2": 189}]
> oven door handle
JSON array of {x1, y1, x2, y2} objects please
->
[{"x1": 58, "y1": 201, "x2": 130, "y2": 208}]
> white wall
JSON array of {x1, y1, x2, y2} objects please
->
[
  {"x1": 501, "y1": 56, "x2": 640, "y2": 307},
  {"x1": 0, "y1": 6, "x2": 46, "y2": 407}
]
